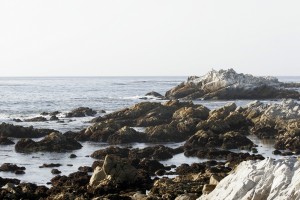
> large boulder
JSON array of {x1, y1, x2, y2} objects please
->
[
  {"x1": 165, "y1": 69, "x2": 300, "y2": 100},
  {"x1": 89, "y1": 155, "x2": 152, "y2": 193},
  {"x1": 15, "y1": 132, "x2": 82, "y2": 152},
  {"x1": 0, "y1": 123, "x2": 58, "y2": 138},
  {"x1": 199, "y1": 158, "x2": 300, "y2": 200}
]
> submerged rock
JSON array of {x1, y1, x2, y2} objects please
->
[
  {"x1": 15, "y1": 132, "x2": 82, "y2": 153},
  {"x1": 199, "y1": 157, "x2": 300, "y2": 200},
  {"x1": 165, "y1": 69, "x2": 300, "y2": 100},
  {"x1": 0, "y1": 163, "x2": 26, "y2": 172}
]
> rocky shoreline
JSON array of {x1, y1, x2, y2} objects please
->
[{"x1": 1, "y1": 71, "x2": 300, "y2": 199}]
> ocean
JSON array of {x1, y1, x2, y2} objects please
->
[{"x1": 0, "y1": 76, "x2": 299, "y2": 185}]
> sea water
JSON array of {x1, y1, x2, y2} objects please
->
[{"x1": 0, "y1": 76, "x2": 299, "y2": 185}]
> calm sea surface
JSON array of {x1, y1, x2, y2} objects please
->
[{"x1": 0, "y1": 76, "x2": 299, "y2": 185}]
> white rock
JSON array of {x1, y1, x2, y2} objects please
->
[
  {"x1": 187, "y1": 69, "x2": 280, "y2": 91},
  {"x1": 198, "y1": 157, "x2": 300, "y2": 200}
]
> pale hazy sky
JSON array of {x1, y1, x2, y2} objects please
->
[{"x1": 0, "y1": 0, "x2": 299, "y2": 76}]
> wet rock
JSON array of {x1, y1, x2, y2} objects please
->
[
  {"x1": 165, "y1": 69, "x2": 300, "y2": 100},
  {"x1": 65, "y1": 107, "x2": 97, "y2": 117},
  {"x1": 0, "y1": 137, "x2": 15, "y2": 145},
  {"x1": 51, "y1": 169, "x2": 61, "y2": 174},
  {"x1": 69, "y1": 154, "x2": 77, "y2": 158},
  {"x1": 39, "y1": 163, "x2": 62, "y2": 168},
  {"x1": 0, "y1": 122, "x2": 58, "y2": 138},
  {"x1": 273, "y1": 149, "x2": 282, "y2": 155},
  {"x1": 49, "y1": 115, "x2": 59, "y2": 121},
  {"x1": 145, "y1": 91, "x2": 165, "y2": 99},
  {"x1": 155, "y1": 169, "x2": 166, "y2": 176},
  {"x1": 0, "y1": 163, "x2": 26, "y2": 172},
  {"x1": 15, "y1": 170, "x2": 25, "y2": 175},
  {"x1": 15, "y1": 132, "x2": 82, "y2": 153},
  {"x1": 12, "y1": 118, "x2": 22, "y2": 122},
  {"x1": 107, "y1": 126, "x2": 147, "y2": 144},
  {"x1": 24, "y1": 116, "x2": 47, "y2": 122}
]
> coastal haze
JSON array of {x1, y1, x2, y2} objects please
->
[{"x1": 1, "y1": 0, "x2": 300, "y2": 76}]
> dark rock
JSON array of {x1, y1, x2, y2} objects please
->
[
  {"x1": 49, "y1": 115, "x2": 59, "y2": 121},
  {"x1": 107, "y1": 126, "x2": 147, "y2": 144},
  {"x1": 39, "y1": 163, "x2": 62, "y2": 168},
  {"x1": 24, "y1": 116, "x2": 47, "y2": 122},
  {"x1": 145, "y1": 91, "x2": 165, "y2": 99},
  {"x1": 0, "y1": 137, "x2": 15, "y2": 145},
  {"x1": 69, "y1": 154, "x2": 77, "y2": 158},
  {"x1": 0, "y1": 177, "x2": 20, "y2": 188},
  {"x1": 51, "y1": 169, "x2": 61, "y2": 174},
  {"x1": 273, "y1": 149, "x2": 282, "y2": 155},
  {"x1": 15, "y1": 132, "x2": 82, "y2": 153},
  {"x1": 91, "y1": 146, "x2": 130, "y2": 160},
  {"x1": 40, "y1": 112, "x2": 49, "y2": 115},
  {"x1": 155, "y1": 169, "x2": 166, "y2": 176},
  {"x1": 12, "y1": 118, "x2": 22, "y2": 122},
  {"x1": 0, "y1": 122, "x2": 58, "y2": 138},
  {"x1": 15, "y1": 170, "x2": 25, "y2": 175},
  {"x1": 0, "y1": 163, "x2": 26, "y2": 172},
  {"x1": 65, "y1": 107, "x2": 97, "y2": 117}
]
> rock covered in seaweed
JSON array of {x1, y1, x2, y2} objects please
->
[
  {"x1": 15, "y1": 132, "x2": 82, "y2": 152},
  {"x1": 165, "y1": 69, "x2": 300, "y2": 100}
]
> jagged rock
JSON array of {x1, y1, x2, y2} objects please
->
[
  {"x1": 184, "y1": 130, "x2": 253, "y2": 150},
  {"x1": 0, "y1": 137, "x2": 15, "y2": 145},
  {"x1": 199, "y1": 157, "x2": 300, "y2": 200},
  {"x1": 89, "y1": 155, "x2": 152, "y2": 195},
  {"x1": 15, "y1": 132, "x2": 82, "y2": 153},
  {"x1": 0, "y1": 122, "x2": 58, "y2": 138},
  {"x1": 107, "y1": 126, "x2": 147, "y2": 144},
  {"x1": 76, "y1": 119, "x2": 123, "y2": 142},
  {"x1": 165, "y1": 69, "x2": 300, "y2": 100},
  {"x1": 24, "y1": 116, "x2": 47, "y2": 122},
  {"x1": 65, "y1": 107, "x2": 97, "y2": 117},
  {"x1": 172, "y1": 106, "x2": 210, "y2": 120}
]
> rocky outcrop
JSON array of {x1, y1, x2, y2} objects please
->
[
  {"x1": 107, "y1": 126, "x2": 146, "y2": 144},
  {"x1": 80, "y1": 101, "x2": 210, "y2": 142},
  {"x1": 15, "y1": 132, "x2": 82, "y2": 152},
  {"x1": 184, "y1": 130, "x2": 253, "y2": 150},
  {"x1": 89, "y1": 155, "x2": 152, "y2": 194},
  {"x1": 65, "y1": 107, "x2": 97, "y2": 117},
  {"x1": 0, "y1": 123, "x2": 58, "y2": 138},
  {"x1": 165, "y1": 69, "x2": 300, "y2": 100},
  {"x1": 199, "y1": 157, "x2": 300, "y2": 200}
]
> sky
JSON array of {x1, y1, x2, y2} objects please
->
[{"x1": 0, "y1": 0, "x2": 299, "y2": 76}]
